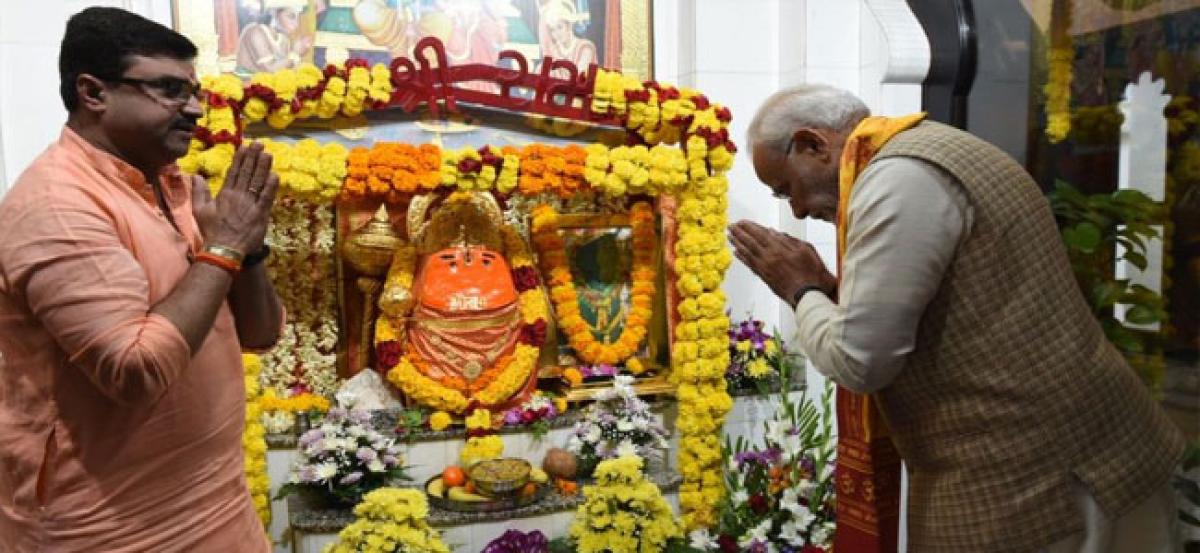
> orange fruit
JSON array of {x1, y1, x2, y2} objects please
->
[
  {"x1": 442, "y1": 466, "x2": 466, "y2": 488},
  {"x1": 464, "y1": 481, "x2": 477, "y2": 494},
  {"x1": 520, "y1": 482, "x2": 538, "y2": 497}
]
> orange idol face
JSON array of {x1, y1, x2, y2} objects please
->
[{"x1": 415, "y1": 246, "x2": 518, "y2": 312}]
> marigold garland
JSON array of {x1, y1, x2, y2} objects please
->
[
  {"x1": 1045, "y1": 0, "x2": 1073, "y2": 143},
  {"x1": 259, "y1": 390, "x2": 331, "y2": 414},
  {"x1": 186, "y1": 58, "x2": 737, "y2": 530},
  {"x1": 531, "y1": 201, "x2": 658, "y2": 366},
  {"x1": 242, "y1": 354, "x2": 271, "y2": 529}
]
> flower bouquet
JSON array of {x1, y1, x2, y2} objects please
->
[
  {"x1": 566, "y1": 375, "x2": 669, "y2": 478},
  {"x1": 278, "y1": 408, "x2": 410, "y2": 507},
  {"x1": 325, "y1": 487, "x2": 449, "y2": 553},
  {"x1": 568, "y1": 455, "x2": 684, "y2": 553},
  {"x1": 690, "y1": 366, "x2": 837, "y2": 553},
  {"x1": 500, "y1": 392, "x2": 563, "y2": 439},
  {"x1": 725, "y1": 317, "x2": 787, "y2": 394}
]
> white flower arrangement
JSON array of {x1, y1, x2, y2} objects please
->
[
  {"x1": 279, "y1": 408, "x2": 409, "y2": 505},
  {"x1": 566, "y1": 375, "x2": 669, "y2": 477},
  {"x1": 690, "y1": 375, "x2": 836, "y2": 553}
]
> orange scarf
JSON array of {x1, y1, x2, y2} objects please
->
[{"x1": 833, "y1": 113, "x2": 924, "y2": 553}]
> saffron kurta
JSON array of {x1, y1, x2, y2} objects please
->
[{"x1": 0, "y1": 128, "x2": 267, "y2": 551}]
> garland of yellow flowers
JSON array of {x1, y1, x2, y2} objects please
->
[
  {"x1": 1045, "y1": 0, "x2": 1073, "y2": 143},
  {"x1": 259, "y1": 391, "x2": 331, "y2": 414},
  {"x1": 383, "y1": 219, "x2": 549, "y2": 414},
  {"x1": 591, "y1": 68, "x2": 736, "y2": 529},
  {"x1": 186, "y1": 61, "x2": 736, "y2": 529},
  {"x1": 242, "y1": 354, "x2": 271, "y2": 529},
  {"x1": 530, "y1": 201, "x2": 657, "y2": 366}
]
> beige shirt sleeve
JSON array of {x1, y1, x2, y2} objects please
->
[{"x1": 792, "y1": 157, "x2": 973, "y2": 393}]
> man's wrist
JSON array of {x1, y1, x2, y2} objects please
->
[{"x1": 789, "y1": 284, "x2": 829, "y2": 309}]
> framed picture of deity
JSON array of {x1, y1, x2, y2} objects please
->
[
  {"x1": 536, "y1": 212, "x2": 673, "y2": 397},
  {"x1": 171, "y1": 0, "x2": 654, "y2": 82}
]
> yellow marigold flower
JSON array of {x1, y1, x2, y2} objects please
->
[{"x1": 428, "y1": 411, "x2": 452, "y2": 431}]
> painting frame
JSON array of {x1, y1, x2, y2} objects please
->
[{"x1": 171, "y1": 0, "x2": 654, "y2": 82}]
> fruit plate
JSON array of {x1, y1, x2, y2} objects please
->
[{"x1": 425, "y1": 476, "x2": 552, "y2": 513}]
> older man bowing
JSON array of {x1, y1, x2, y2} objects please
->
[{"x1": 730, "y1": 84, "x2": 1184, "y2": 553}]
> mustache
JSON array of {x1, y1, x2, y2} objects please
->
[{"x1": 171, "y1": 118, "x2": 198, "y2": 132}]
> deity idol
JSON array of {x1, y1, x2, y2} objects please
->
[{"x1": 375, "y1": 192, "x2": 547, "y2": 413}]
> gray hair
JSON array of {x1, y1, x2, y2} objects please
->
[{"x1": 746, "y1": 84, "x2": 870, "y2": 153}]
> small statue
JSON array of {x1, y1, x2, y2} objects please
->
[{"x1": 378, "y1": 192, "x2": 548, "y2": 414}]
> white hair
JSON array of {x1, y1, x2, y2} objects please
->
[{"x1": 746, "y1": 84, "x2": 870, "y2": 154}]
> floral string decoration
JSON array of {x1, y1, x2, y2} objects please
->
[
  {"x1": 183, "y1": 53, "x2": 738, "y2": 529},
  {"x1": 382, "y1": 224, "x2": 549, "y2": 414},
  {"x1": 242, "y1": 354, "x2": 271, "y2": 528},
  {"x1": 518, "y1": 144, "x2": 589, "y2": 197},
  {"x1": 257, "y1": 199, "x2": 339, "y2": 406},
  {"x1": 325, "y1": 488, "x2": 450, "y2": 553},
  {"x1": 568, "y1": 455, "x2": 683, "y2": 553},
  {"x1": 259, "y1": 390, "x2": 331, "y2": 414},
  {"x1": 531, "y1": 201, "x2": 657, "y2": 366},
  {"x1": 342, "y1": 142, "x2": 441, "y2": 203},
  {"x1": 1045, "y1": 0, "x2": 1074, "y2": 143},
  {"x1": 460, "y1": 408, "x2": 505, "y2": 467}
]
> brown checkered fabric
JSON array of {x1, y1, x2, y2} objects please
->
[{"x1": 870, "y1": 122, "x2": 1185, "y2": 552}]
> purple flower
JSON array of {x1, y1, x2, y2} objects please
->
[
  {"x1": 349, "y1": 409, "x2": 372, "y2": 425},
  {"x1": 299, "y1": 429, "x2": 324, "y2": 447},
  {"x1": 339, "y1": 471, "x2": 363, "y2": 485},
  {"x1": 381, "y1": 454, "x2": 398, "y2": 467},
  {"x1": 749, "y1": 541, "x2": 769, "y2": 553},
  {"x1": 298, "y1": 465, "x2": 319, "y2": 483},
  {"x1": 481, "y1": 529, "x2": 549, "y2": 553},
  {"x1": 328, "y1": 407, "x2": 348, "y2": 420},
  {"x1": 734, "y1": 448, "x2": 781, "y2": 470},
  {"x1": 356, "y1": 448, "x2": 378, "y2": 463},
  {"x1": 503, "y1": 409, "x2": 523, "y2": 425}
]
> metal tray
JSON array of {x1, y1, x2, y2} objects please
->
[{"x1": 425, "y1": 477, "x2": 552, "y2": 513}]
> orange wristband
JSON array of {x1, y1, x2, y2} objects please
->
[{"x1": 195, "y1": 251, "x2": 242, "y2": 277}]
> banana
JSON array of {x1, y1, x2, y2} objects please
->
[
  {"x1": 426, "y1": 477, "x2": 446, "y2": 498},
  {"x1": 529, "y1": 467, "x2": 549, "y2": 484},
  {"x1": 448, "y1": 486, "x2": 490, "y2": 503}
]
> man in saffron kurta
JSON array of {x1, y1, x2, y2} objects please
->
[{"x1": 0, "y1": 8, "x2": 282, "y2": 551}]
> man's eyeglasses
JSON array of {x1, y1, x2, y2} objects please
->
[{"x1": 109, "y1": 76, "x2": 202, "y2": 105}]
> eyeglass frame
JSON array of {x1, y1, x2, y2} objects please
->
[
  {"x1": 768, "y1": 135, "x2": 801, "y2": 200},
  {"x1": 105, "y1": 75, "x2": 202, "y2": 107}
]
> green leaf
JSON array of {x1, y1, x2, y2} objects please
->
[
  {"x1": 1105, "y1": 324, "x2": 1144, "y2": 353},
  {"x1": 1123, "y1": 251, "x2": 1148, "y2": 271},
  {"x1": 274, "y1": 482, "x2": 301, "y2": 501},
  {"x1": 1063, "y1": 222, "x2": 1102, "y2": 253},
  {"x1": 1125, "y1": 305, "x2": 1161, "y2": 325},
  {"x1": 1091, "y1": 281, "x2": 1124, "y2": 309}
]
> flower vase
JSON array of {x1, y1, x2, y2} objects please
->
[
  {"x1": 294, "y1": 411, "x2": 312, "y2": 436},
  {"x1": 297, "y1": 486, "x2": 360, "y2": 511}
]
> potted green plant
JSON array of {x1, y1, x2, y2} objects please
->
[{"x1": 1049, "y1": 180, "x2": 1169, "y2": 388}]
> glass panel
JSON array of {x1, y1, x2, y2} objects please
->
[{"x1": 970, "y1": 0, "x2": 1199, "y2": 439}]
